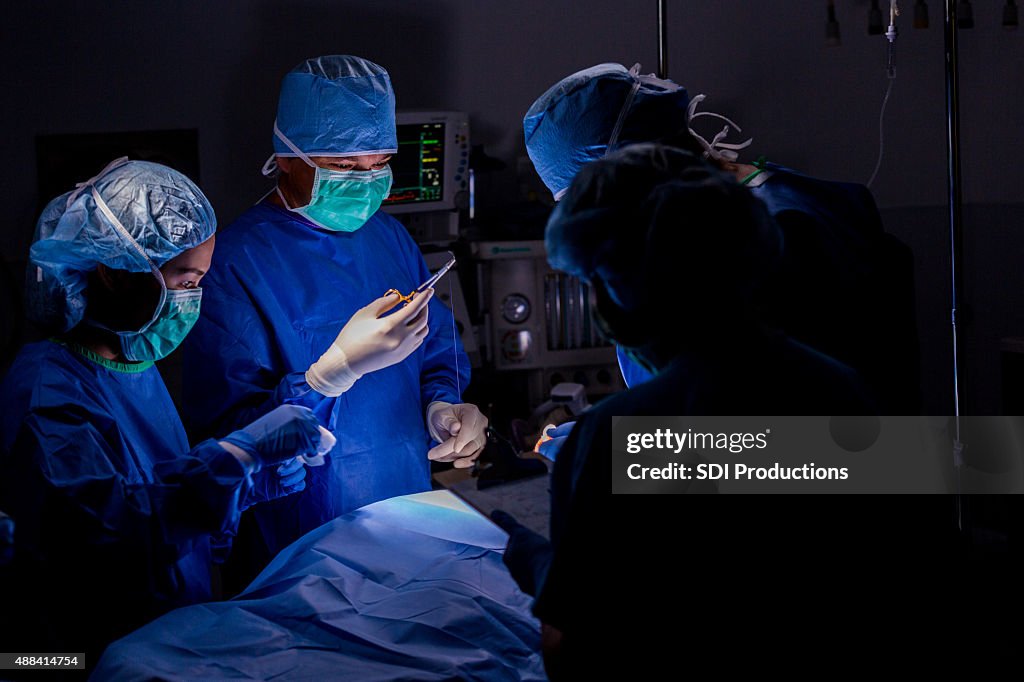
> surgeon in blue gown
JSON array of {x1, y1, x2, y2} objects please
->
[
  {"x1": 523, "y1": 62, "x2": 920, "y2": 417},
  {"x1": 0, "y1": 160, "x2": 340, "y2": 661},
  {"x1": 183, "y1": 56, "x2": 484, "y2": 575}
]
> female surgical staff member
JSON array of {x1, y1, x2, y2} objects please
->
[{"x1": 0, "y1": 159, "x2": 430, "y2": 661}]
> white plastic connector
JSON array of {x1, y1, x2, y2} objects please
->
[
  {"x1": 299, "y1": 426, "x2": 336, "y2": 467},
  {"x1": 887, "y1": 0, "x2": 900, "y2": 41}
]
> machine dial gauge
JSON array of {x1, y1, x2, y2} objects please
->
[{"x1": 501, "y1": 293, "x2": 531, "y2": 324}]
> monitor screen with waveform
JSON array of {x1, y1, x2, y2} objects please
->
[{"x1": 384, "y1": 122, "x2": 445, "y2": 205}]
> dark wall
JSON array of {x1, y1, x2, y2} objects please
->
[
  {"x1": 1, "y1": 1, "x2": 1021, "y2": 413},
  {"x1": 883, "y1": 204, "x2": 1024, "y2": 414}
]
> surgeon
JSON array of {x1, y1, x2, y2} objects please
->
[
  {"x1": 523, "y1": 63, "x2": 920, "y2": 418},
  {"x1": 494, "y1": 145, "x2": 880, "y2": 678},
  {"x1": 0, "y1": 159, "x2": 343, "y2": 660},
  {"x1": 183, "y1": 55, "x2": 485, "y2": 577}
]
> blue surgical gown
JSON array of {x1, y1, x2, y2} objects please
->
[
  {"x1": 0, "y1": 340, "x2": 250, "y2": 658},
  {"x1": 183, "y1": 202, "x2": 469, "y2": 564},
  {"x1": 616, "y1": 164, "x2": 920, "y2": 413}
]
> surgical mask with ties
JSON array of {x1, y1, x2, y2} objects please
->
[
  {"x1": 269, "y1": 122, "x2": 393, "y2": 232},
  {"x1": 86, "y1": 186, "x2": 202, "y2": 362}
]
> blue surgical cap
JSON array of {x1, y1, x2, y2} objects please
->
[
  {"x1": 274, "y1": 55, "x2": 398, "y2": 157},
  {"x1": 524, "y1": 63, "x2": 691, "y2": 199},
  {"x1": 26, "y1": 158, "x2": 217, "y2": 332},
  {"x1": 546, "y1": 144, "x2": 781, "y2": 319}
]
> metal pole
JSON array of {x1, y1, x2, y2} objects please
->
[
  {"x1": 944, "y1": 0, "x2": 965, "y2": 527},
  {"x1": 657, "y1": 0, "x2": 668, "y2": 78}
]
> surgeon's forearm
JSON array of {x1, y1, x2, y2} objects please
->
[
  {"x1": 419, "y1": 353, "x2": 470, "y2": 408},
  {"x1": 67, "y1": 443, "x2": 249, "y2": 559},
  {"x1": 417, "y1": 298, "x2": 470, "y2": 408},
  {"x1": 274, "y1": 370, "x2": 328, "y2": 406},
  {"x1": 171, "y1": 439, "x2": 253, "y2": 534},
  {"x1": 421, "y1": 382, "x2": 461, "y2": 412},
  {"x1": 218, "y1": 440, "x2": 256, "y2": 472},
  {"x1": 216, "y1": 371, "x2": 325, "y2": 435}
]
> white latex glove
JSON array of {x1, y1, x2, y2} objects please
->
[
  {"x1": 306, "y1": 289, "x2": 433, "y2": 397},
  {"x1": 427, "y1": 401, "x2": 488, "y2": 469},
  {"x1": 299, "y1": 426, "x2": 336, "y2": 467}
]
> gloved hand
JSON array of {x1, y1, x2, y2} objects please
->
[
  {"x1": 536, "y1": 421, "x2": 576, "y2": 462},
  {"x1": 242, "y1": 457, "x2": 307, "y2": 509},
  {"x1": 491, "y1": 509, "x2": 553, "y2": 597},
  {"x1": 306, "y1": 289, "x2": 433, "y2": 397},
  {"x1": 220, "y1": 404, "x2": 323, "y2": 472},
  {"x1": 426, "y1": 402, "x2": 488, "y2": 468}
]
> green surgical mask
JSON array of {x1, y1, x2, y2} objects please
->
[
  {"x1": 270, "y1": 123, "x2": 393, "y2": 232},
  {"x1": 88, "y1": 269, "x2": 202, "y2": 362},
  {"x1": 87, "y1": 186, "x2": 204, "y2": 362},
  {"x1": 275, "y1": 165, "x2": 392, "y2": 232},
  {"x1": 116, "y1": 281, "x2": 202, "y2": 362}
]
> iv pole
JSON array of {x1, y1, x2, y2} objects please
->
[
  {"x1": 943, "y1": 1, "x2": 966, "y2": 528},
  {"x1": 657, "y1": 2, "x2": 967, "y2": 516},
  {"x1": 657, "y1": 0, "x2": 668, "y2": 78}
]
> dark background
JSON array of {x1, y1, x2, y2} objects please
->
[
  {"x1": 0, "y1": 3, "x2": 1021, "y2": 669},
  {"x1": 1, "y1": 0, "x2": 1022, "y2": 413}
]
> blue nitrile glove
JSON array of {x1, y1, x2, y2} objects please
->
[
  {"x1": 220, "y1": 404, "x2": 322, "y2": 471},
  {"x1": 537, "y1": 421, "x2": 575, "y2": 462},
  {"x1": 243, "y1": 457, "x2": 308, "y2": 509},
  {"x1": 491, "y1": 509, "x2": 553, "y2": 597}
]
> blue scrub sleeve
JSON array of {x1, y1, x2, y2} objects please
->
[
  {"x1": 183, "y1": 289, "x2": 326, "y2": 440},
  {"x1": 396, "y1": 239, "x2": 470, "y2": 411},
  {"x1": 18, "y1": 406, "x2": 252, "y2": 560},
  {"x1": 616, "y1": 345, "x2": 655, "y2": 388},
  {"x1": 531, "y1": 411, "x2": 604, "y2": 635},
  {"x1": 419, "y1": 297, "x2": 470, "y2": 409}
]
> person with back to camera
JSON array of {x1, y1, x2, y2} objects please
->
[
  {"x1": 525, "y1": 62, "x2": 920, "y2": 463},
  {"x1": 491, "y1": 144, "x2": 902, "y2": 678}
]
